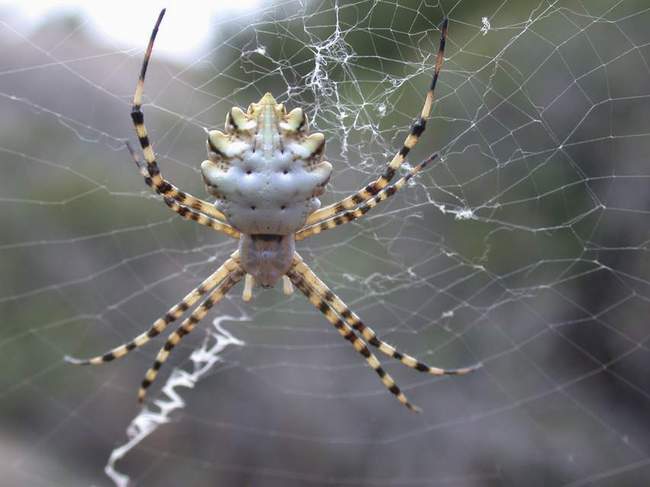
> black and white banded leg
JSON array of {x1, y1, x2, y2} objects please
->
[
  {"x1": 289, "y1": 254, "x2": 481, "y2": 376},
  {"x1": 296, "y1": 154, "x2": 438, "y2": 240},
  {"x1": 126, "y1": 142, "x2": 240, "y2": 238},
  {"x1": 304, "y1": 18, "x2": 448, "y2": 228},
  {"x1": 138, "y1": 267, "x2": 245, "y2": 402},
  {"x1": 131, "y1": 8, "x2": 235, "y2": 231},
  {"x1": 66, "y1": 253, "x2": 241, "y2": 366},
  {"x1": 287, "y1": 265, "x2": 421, "y2": 412}
]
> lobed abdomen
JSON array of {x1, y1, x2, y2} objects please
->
[
  {"x1": 200, "y1": 93, "x2": 332, "y2": 236},
  {"x1": 202, "y1": 149, "x2": 330, "y2": 234}
]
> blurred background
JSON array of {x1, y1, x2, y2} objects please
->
[{"x1": 1, "y1": 0, "x2": 650, "y2": 485}]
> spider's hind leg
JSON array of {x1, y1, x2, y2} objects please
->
[
  {"x1": 291, "y1": 254, "x2": 481, "y2": 376},
  {"x1": 287, "y1": 257, "x2": 421, "y2": 412},
  {"x1": 138, "y1": 267, "x2": 245, "y2": 403},
  {"x1": 66, "y1": 253, "x2": 241, "y2": 366}
]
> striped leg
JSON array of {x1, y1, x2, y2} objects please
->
[
  {"x1": 296, "y1": 154, "x2": 437, "y2": 240},
  {"x1": 66, "y1": 253, "x2": 241, "y2": 366},
  {"x1": 131, "y1": 9, "x2": 230, "y2": 224},
  {"x1": 290, "y1": 254, "x2": 481, "y2": 376},
  {"x1": 287, "y1": 265, "x2": 420, "y2": 412},
  {"x1": 138, "y1": 267, "x2": 245, "y2": 403},
  {"x1": 127, "y1": 142, "x2": 240, "y2": 238},
  {"x1": 304, "y1": 18, "x2": 448, "y2": 227}
]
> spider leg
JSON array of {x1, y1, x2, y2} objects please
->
[
  {"x1": 304, "y1": 18, "x2": 448, "y2": 227},
  {"x1": 290, "y1": 254, "x2": 481, "y2": 376},
  {"x1": 287, "y1": 260, "x2": 421, "y2": 412},
  {"x1": 131, "y1": 9, "x2": 232, "y2": 228},
  {"x1": 127, "y1": 142, "x2": 240, "y2": 238},
  {"x1": 138, "y1": 266, "x2": 245, "y2": 403},
  {"x1": 296, "y1": 153, "x2": 437, "y2": 240},
  {"x1": 66, "y1": 253, "x2": 241, "y2": 365}
]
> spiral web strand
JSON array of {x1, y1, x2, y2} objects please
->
[{"x1": 1, "y1": 1, "x2": 650, "y2": 486}]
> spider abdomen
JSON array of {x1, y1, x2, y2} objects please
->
[
  {"x1": 202, "y1": 153, "x2": 330, "y2": 234},
  {"x1": 200, "y1": 93, "x2": 332, "y2": 235}
]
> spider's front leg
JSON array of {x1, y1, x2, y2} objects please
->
[
  {"x1": 291, "y1": 254, "x2": 481, "y2": 375},
  {"x1": 303, "y1": 18, "x2": 448, "y2": 229},
  {"x1": 131, "y1": 9, "x2": 239, "y2": 238}
]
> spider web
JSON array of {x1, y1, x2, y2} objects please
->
[{"x1": 2, "y1": 1, "x2": 650, "y2": 485}]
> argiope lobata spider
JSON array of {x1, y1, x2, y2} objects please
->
[{"x1": 67, "y1": 9, "x2": 481, "y2": 412}]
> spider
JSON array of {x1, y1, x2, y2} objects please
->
[{"x1": 67, "y1": 9, "x2": 480, "y2": 412}]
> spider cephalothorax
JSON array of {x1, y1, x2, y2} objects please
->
[{"x1": 68, "y1": 9, "x2": 480, "y2": 412}]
